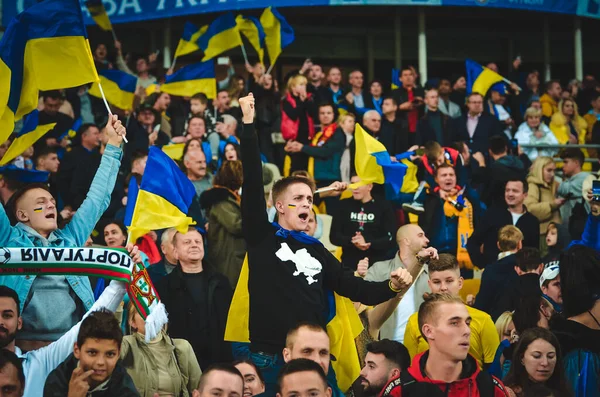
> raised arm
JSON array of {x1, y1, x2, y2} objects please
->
[
  {"x1": 239, "y1": 94, "x2": 271, "y2": 244},
  {"x1": 0, "y1": 204, "x2": 17, "y2": 246},
  {"x1": 63, "y1": 116, "x2": 126, "y2": 246}
]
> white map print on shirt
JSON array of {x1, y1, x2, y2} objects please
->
[{"x1": 276, "y1": 243, "x2": 323, "y2": 285}]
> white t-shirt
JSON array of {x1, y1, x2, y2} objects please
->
[
  {"x1": 385, "y1": 282, "x2": 417, "y2": 343},
  {"x1": 511, "y1": 211, "x2": 524, "y2": 225}
]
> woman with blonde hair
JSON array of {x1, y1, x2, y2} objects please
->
[
  {"x1": 489, "y1": 311, "x2": 517, "y2": 379},
  {"x1": 281, "y1": 74, "x2": 316, "y2": 173},
  {"x1": 524, "y1": 156, "x2": 563, "y2": 248},
  {"x1": 121, "y1": 301, "x2": 202, "y2": 397},
  {"x1": 549, "y1": 98, "x2": 587, "y2": 145}
]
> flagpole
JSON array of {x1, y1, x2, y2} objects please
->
[
  {"x1": 502, "y1": 77, "x2": 522, "y2": 92},
  {"x1": 266, "y1": 63, "x2": 275, "y2": 75},
  {"x1": 170, "y1": 55, "x2": 177, "y2": 71},
  {"x1": 110, "y1": 29, "x2": 118, "y2": 44},
  {"x1": 240, "y1": 41, "x2": 249, "y2": 65},
  {"x1": 97, "y1": 82, "x2": 129, "y2": 143}
]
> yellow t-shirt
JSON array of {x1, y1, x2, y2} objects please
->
[{"x1": 403, "y1": 305, "x2": 499, "y2": 369}]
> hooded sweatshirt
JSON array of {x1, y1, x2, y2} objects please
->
[
  {"x1": 379, "y1": 352, "x2": 508, "y2": 397},
  {"x1": 514, "y1": 122, "x2": 559, "y2": 161},
  {"x1": 524, "y1": 159, "x2": 562, "y2": 234},
  {"x1": 480, "y1": 155, "x2": 527, "y2": 209}
]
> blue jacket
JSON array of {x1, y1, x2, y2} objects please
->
[
  {"x1": 301, "y1": 127, "x2": 345, "y2": 182},
  {"x1": 0, "y1": 144, "x2": 122, "y2": 324},
  {"x1": 569, "y1": 212, "x2": 600, "y2": 250}
]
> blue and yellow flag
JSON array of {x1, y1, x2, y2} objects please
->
[
  {"x1": 391, "y1": 68, "x2": 402, "y2": 90},
  {"x1": 465, "y1": 59, "x2": 504, "y2": 96},
  {"x1": 236, "y1": 15, "x2": 265, "y2": 64},
  {"x1": 174, "y1": 22, "x2": 208, "y2": 58},
  {"x1": 161, "y1": 61, "x2": 217, "y2": 99},
  {"x1": 0, "y1": 110, "x2": 56, "y2": 166},
  {"x1": 198, "y1": 13, "x2": 242, "y2": 61},
  {"x1": 85, "y1": 0, "x2": 112, "y2": 31},
  {"x1": 59, "y1": 117, "x2": 82, "y2": 141},
  {"x1": 352, "y1": 123, "x2": 407, "y2": 192},
  {"x1": 260, "y1": 7, "x2": 295, "y2": 66},
  {"x1": 0, "y1": 0, "x2": 99, "y2": 145},
  {"x1": 162, "y1": 143, "x2": 186, "y2": 161},
  {"x1": 125, "y1": 146, "x2": 196, "y2": 243},
  {"x1": 88, "y1": 69, "x2": 137, "y2": 110}
]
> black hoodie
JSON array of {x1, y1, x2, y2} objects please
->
[
  {"x1": 44, "y1": 353, "x2": 139, "y2": 397},
  {"x1": 474, "y1": 253, "x2": 518, "y2": 320}
]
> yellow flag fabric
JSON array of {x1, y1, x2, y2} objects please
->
[
  {"x1": 162, "y1": 143, "x2": 186, "y2": 161},
  {"x1": 260, "y1": 7, "x2": 294, "y2": 66},
  {"x1": 225, "y1": 254, "x2": 364, "y2": 392},
  {"x1": 351, "y1": 123, "x2": 386, "y2": 188},
  {"x1": 465, "y1": 59, "x2": 504, "y2": 96},
  {"x1": 85, "y1": 1, "x2": 112, "y2": 31},
  {"x1": 0, "y1": 110, "x2": 55, "y2": 166},
  {"x1": 174, "y1": 22, "x2": 208, "y2": 58}
]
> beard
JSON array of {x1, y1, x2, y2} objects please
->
[
  {"x1": 0, "y1": 326, "x2": 17, "y2": 349},
  {"x1": 360, "y1": 377, "x2": 387, "y2": 397}
]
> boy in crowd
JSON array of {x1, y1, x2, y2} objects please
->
[
  {"x1": 277, "y1": 359, "x2": 332, "y2": 397},
  {"x1": 404, "y1": 254, "x2": 499, "y2": 370},
  {"x1": 43, "y1": 310, "x2": 138, "y2": 396}
]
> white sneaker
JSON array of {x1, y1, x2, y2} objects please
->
[{"x1": 402, "y1": 202, "x2": 425, "y2": 214}]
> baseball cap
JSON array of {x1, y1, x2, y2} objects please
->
[{"x1": 540, "y1": 264, "x2": 559, "y2": 288}]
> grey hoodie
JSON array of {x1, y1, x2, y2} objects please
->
[{"x1": 557, "y1": 171, "x2": 590, "y2": 221}]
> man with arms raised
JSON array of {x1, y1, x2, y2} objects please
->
[
  {"x1": 238, "y1": 94, "x2": 413, "y2": 394},
  {"x1": 384, "y1": 294, "x2": 508, "y2": 397}
]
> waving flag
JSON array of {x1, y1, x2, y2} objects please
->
[
  {"x1": 391, "y1": 68, "x2": 402, "y2": 90},
  {"x1": 161, "y1": 60, "x2": 217, "y2": 99},
  {"x1": 174, "y1": 22, "x2": 208, "y2": 58},
  {"x1": 260, "y1": 7, "x2": 295, "y2": 66},
  {"x1": 0, "y1": 0, "x2": 99, "y2": 145},
  {"x1": 0, "y1": 110, "x2": 56, "y2": 166},
  {"x1": 198, "y1": 13, "x2": 242, "y2": 61},
  {"x1": 85, "y1": 0, "x2": 112, "y2": 31},
  {"x1": 352, "y1": 123, "x2": 407, "y2": 192},
  {"x1": 125, "y1": 147, "x2": 196, "y2": 244},
  {"x1": 465, "y1": 59, "x2": 504, "y2": 96},
  {"x1": 89, "y1": 69, "x2": 137, "y2": 110},
  {"x1": 236, "y1": 15, "x2": 265, "y2": 64}
]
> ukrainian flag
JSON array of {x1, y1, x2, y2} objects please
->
[
  {"x1": 125, "y1": 146, "x2": 196, "y2": 243},
  {"x1": 88, "y1": 69, "x2": 137, "y2": 110},
  {"x1": 162, "y1": 143, "x2": 186, "y2": 161},
  {"x1": 161, "y1": 61, "x2": 217, "y2": 99},
  {"x1": 59, "y1": 117, "x2": 82, "y2": 141},
  {"x1": 225, "y1": 255, "x2": 364, "y2": 392},
  {"x1": 0, "y1": 0, "x2": 99, "y2": 145},
  {"x1": 236, "y1": 15, "x2": 266, "y2": 64},
  {"x1": 85, "y1": 0, "x2": 113, "y2": 31},
  {"x1": 465, "y1": 59, "x2": 504, "y2": 96},
  {"x1": 174, "y1": 22, "x2": 208, "y2": 58},
  {"x1": 260, "y1": 7, "x2": 295, "y2": 66},
  {"x1": 198, "y1": 13, "x2": 242, "y2": 61},
  {"x1": 353, "y1": 123, "x2": 407, "y2": 192},
  {"x1": 391, "y1": 68, "x2": 402, "y2": 90},
  {"x1": 0, "y1": 110, "x2": 56, "y2": 166}
]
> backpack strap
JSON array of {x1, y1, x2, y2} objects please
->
[{"x1": 476, "y1": 371, "x2": 506, "y2": 397}]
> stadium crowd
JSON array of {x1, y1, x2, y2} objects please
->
[{"x1": 0, "y1": 38, "x2": 600, "y2": 397}]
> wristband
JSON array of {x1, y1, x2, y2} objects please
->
[
  {"x1": 389, "y1": 280, "x2": 403, "y2": 294},
  {"x1": 416, "y1": 254, "x2": 428, "y2": 265}
]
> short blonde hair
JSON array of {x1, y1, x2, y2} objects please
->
[
  {"x1": 424, "y1": 141, "x2": 443, "y2": 161},
  {"x1": 524, "y1": 107, "x2": 542, "y2": 119},
  {"x1": 417, "y1": 293, "x2": 464, "y2": 342},
  {"x1": 337, "y1": 113, "x2": 355, "y2": 125},
  {"x1": 498, "y1": 225, "x2": 524, "y2": 252},
  {"x1": 287, "y1": 75, "x2": 307, "y2": 93}
]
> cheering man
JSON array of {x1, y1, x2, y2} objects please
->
[{"x1": 238, "y1": 93, "x2": 415, "y2": 395}]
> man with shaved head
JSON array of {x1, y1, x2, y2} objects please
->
[{"x1": 364, "y1": 225, "x2": 438, "y2": 342}]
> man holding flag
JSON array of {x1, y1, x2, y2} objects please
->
[{"x1": 235, "y1": 93, "x2": 414, "y2": 395}]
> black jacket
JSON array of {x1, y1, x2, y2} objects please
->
[
  {"x1": 451, "y1": 113, "x2": 504, "y2": 154},
  {"x1": 471, "y1": 154, "x2": 531, "y2": 208},
  {"x1": 44, "y1": 353, "x2": 139, "y2": 397},
  {"x1": 495, "y1": 273, "x2": 542, "y2": 320},
  {"x1": 380, "y1": 117, "x2": 410, "y2": 155},
  {"x1": 467, "y1": 206, "x2": 540, "y2": 269},
  {"x1": 155, "y1": 266, "x2": 233, "y2": 370},
  {"x1": 416, "y1": 110, "x2": 454, "y2": 147},
  {"x1": 474, "y1": 254, "x2": 519, "y2": 321},
  {"x1": 391, "y1": 87, "x2": 425, "y2": 116},
  {"x1": 56, "y1": 146, "x2": 102, "y2": 210}
]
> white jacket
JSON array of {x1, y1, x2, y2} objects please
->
[
  {"x1": 515, "y1": 122, "x2": 559, "y2": 161},
  {"x1": 17, "y1": 280, "x2": 126, "y2": 397}
]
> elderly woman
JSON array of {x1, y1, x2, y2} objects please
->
[{"x1": 514, "y1": 107, "x2": 558, "y2": 161}]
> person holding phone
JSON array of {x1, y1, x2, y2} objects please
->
[{"x1": 391, "y1": 67, "x2": 425, "y2": 145}]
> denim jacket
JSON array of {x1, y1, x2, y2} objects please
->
[{"x1": 0, "y1": 144, "x2": 123, "y2": 314}]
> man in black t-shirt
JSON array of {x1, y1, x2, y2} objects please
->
[{"x1": 237, "y1": 94, "x2": 415, "y2": 396}]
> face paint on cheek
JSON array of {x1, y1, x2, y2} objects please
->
[
  {"x1": 33, "y1": 208, "x2": 43, "y2": 213},
  {"x1": 287, "y1": 204, "x2": 296, "y2": 209}
]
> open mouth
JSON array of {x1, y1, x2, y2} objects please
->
[
  {"x1": 459, "y1": 342, "x2": 470, "y2": 348},
  {"x1": 45, "y1": 213, "x2": 55, "y2": 219},
  {"x1": 298, "y1": 213, "x2": 308, "y2": 221}
]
